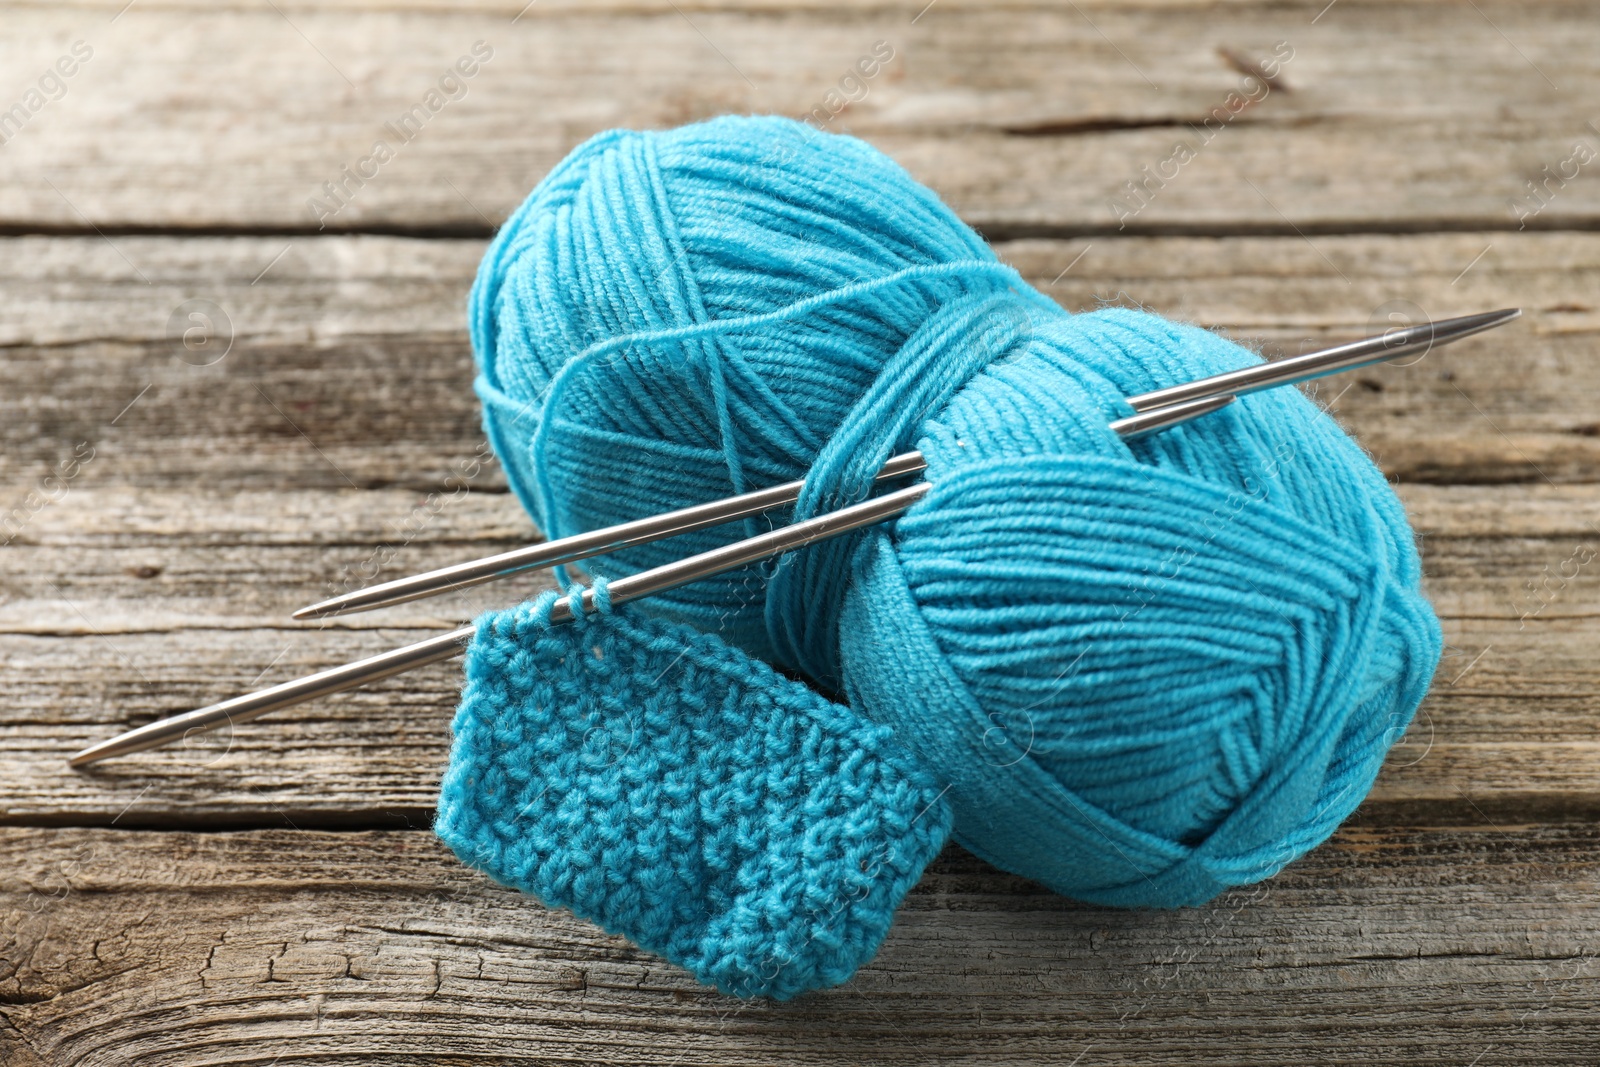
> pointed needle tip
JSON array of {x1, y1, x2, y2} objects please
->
[
  {"x1": 1465, "y1": 307, "x2": 1521, "y2": 330},
  {"x1": 1446, "y1": 306, "x2": 1521, "y2": 334},
  {"x1": 1381, "y1": 307, "x2": 1521, "y2": 354},
  {"x1": 292, "y1": 595, "x2": 352, "y2": 619}
]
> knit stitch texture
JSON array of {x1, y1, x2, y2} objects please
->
[{"x1": 435, "y1": 584, "x2": 954, "y2": 1000}]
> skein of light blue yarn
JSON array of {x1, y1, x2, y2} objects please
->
[{"x1": 468, "y1": 114, "x2": 1442, "y2": 907}]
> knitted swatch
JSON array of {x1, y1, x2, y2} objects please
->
[{"x1": 435, "y1": 584, "x2": 954, "y2": 1000}]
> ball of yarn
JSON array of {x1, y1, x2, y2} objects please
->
[{"x1": 469, "y1": 115, "x2": 1441, "y2": 907}]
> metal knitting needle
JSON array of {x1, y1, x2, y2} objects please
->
[
  {"x1": 292, "y1": 450, "x2": 930, "y2": 620},
  {"x1": 68, "y1": 393, "x2": 1233, "y2": 768},
  {"x1": 295, "y1": 307, "x2": 1521, "y2": 621},
  {"x1": 288, "y1": 409, "x2": 1160, "y2": 621},
  {"x1": 1128, "y1": 307, "x2": 1520, "y2": 412}
]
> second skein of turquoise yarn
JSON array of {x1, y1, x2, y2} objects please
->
[{"x1": 468, "y1": 115, "x2": 1442, "y2": 908}]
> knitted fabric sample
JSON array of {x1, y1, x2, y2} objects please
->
[{"x1": 435, "y1": 587, "x2": 954, "y2": 1000}]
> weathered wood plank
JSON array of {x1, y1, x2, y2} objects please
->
[
  {"x1": 0, "y1": 235, "x2": 487, "y2": 491},
  {"x1": 3, "y1": 232, "x2": 1599, "y2": 825},
  {"x1": 1, "y1": 232, "x2": 1596, "y2": 491},
  {"x1": 4, "y1": 2, "x2": 1592, "y2": 1056},
  {"x1": 2, "y1": 481, "x2": 1599, "y2": 825},
  {"x1": 0, "y1": 2, "x2": 1594, "y2": 232},
  {"x1": 4, "y1": 824, "x2": 1599, "y2": 1064}
]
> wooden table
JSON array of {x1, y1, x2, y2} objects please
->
[{"x1": 4, "y1": 2, "x2": 1598, "y2": 1063}]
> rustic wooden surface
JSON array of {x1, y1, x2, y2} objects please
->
[{"x1": 4, "y1": 1, "x2": 1600, "y2": 1063}]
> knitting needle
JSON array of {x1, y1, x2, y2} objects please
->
[
  {"x1": 295, "y1": 307, "x2": 1521, "y2": 621},
  {"x1": 1128, "y1": 307, "x2": 1520, "y2": 412},
  {"x1": 292, "y1": 450, "x2": 930, "y2": 620},
  {"x1": 290, "y1": 389, "x2": 1230, "y2": 622},
  {"x1": 68, "y1": 393, "x2": 1233, "y2": 768}
]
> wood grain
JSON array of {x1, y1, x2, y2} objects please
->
[
  {"x1": 5, "y1": 4, "x2": 1599, "y2": 1056},
  {"x1": 0, "y1": 2, "x2": 1594, "y2": 234},
  {"x1": 4, "y1": 824, "x2": 1599, "y2": 1065},
  {"x1": 2, "y1": 232, "x2": 1597, "y2": 491},
  {"x1": 3, "y1": 232, "x2": 1599, "y2": 827},
  {"x1": 1, "y1": 479, "x2": 1599, "y2": 826}
]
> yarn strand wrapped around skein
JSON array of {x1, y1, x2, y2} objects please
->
[{"x1": 445, "y1": 115, "x2": 1440, "y2": 982}]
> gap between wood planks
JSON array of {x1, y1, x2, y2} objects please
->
[{"x1": 12, "y1": 219, "x2": 1600, "y2": 242}]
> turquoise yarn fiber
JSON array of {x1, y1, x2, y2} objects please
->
[
  {"x1": 437, "y1": 580, "x2": 953, "y2": 1000},
  {"x1": 448, "y1": 115, "x2": 1441, "y2": 971}
]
